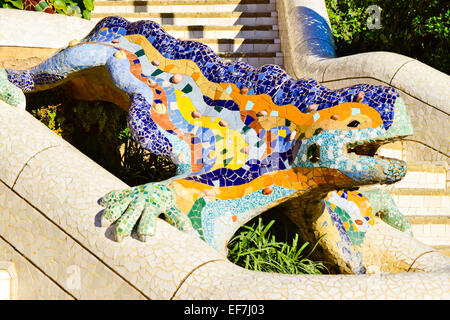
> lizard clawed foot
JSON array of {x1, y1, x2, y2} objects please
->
[
  {"x1": 98, "y1": 183, "x2": 194, "y2": 242},
  {"x1": 0, "y1": 69, "x2": 26, "y2": 109}
]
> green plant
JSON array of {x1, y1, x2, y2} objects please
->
[
  {"x1": 31, "y1": 103, "x2": 63, "y2": 136},
  {"x1": 227, "y1": 217, "x2": 327, "y2": 275},
  {"x1": 326, "y1": 0, "x2": 367, "y2": 53},
  {"x1": 0, "y1": 0, "x2": 23, "y2": 9},
  {"x1": 117, "y1": 127, "x2": 177, "y2": 185},
  {"x1": 0, "y1": 0, "x2": 94, "y2": 20},
  {"x1": 325, "y1": 0, "x2": 450, "y2": 74},
  {"x1": 50, "y1": 0, "x2": 94, "y2": 20}
]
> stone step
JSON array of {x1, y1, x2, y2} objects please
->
[
  {"x1": 89, "y1": 23, "x2": 280, "y2": 40},
  {"x1": 90, "y1": 11, "x2": 278, "y2": 26},
  {"x1": 92, "y1": 0, "x2": 276, "y2": 14},
  {"x1": 394, "y1": 161, "x2": 448, "y2": 190},
  {"x1": 408, "y1": 215, "x2": 450, "y2": 247},
  {"x1": 390, "y1": 188, "x2": 450, "y2": 216},
  {"x1": 195, "y1": 38, "x2": 280, "y2": 54}
]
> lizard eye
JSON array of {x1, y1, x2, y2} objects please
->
[
  {"x1": 347, "y1": 120, "x2": 360, "y2": 128},
  {"x1": 307, "y1": 143, "x2": 320, "y2": 163}
]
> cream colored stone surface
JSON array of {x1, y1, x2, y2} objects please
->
[
  {"x1": 6, "y1": 148, "x2": 226, "y2": 299},
  {"x1": 322, "y1": 52, "x2": 414, "y2": 83},
  {"x1": 0, "y1": 261, "x2": 17, "y2": 300},
  {"x1": 362, "y1": 218, "x2": 450, "y2": 273},
  {"x1": 0, "y1": 6, "x2": 283, "y2": 67},
  {"x1": 317, "y1": 78, "x2": 449, "y2": 164},
  {"x1": 276, "y1": 0, "x2": 332, "y2": 80},
  {"x1": 392, "y1": 191, "x2": 449, "y2": 216},
  {"x1": 173, "y1": 260, "x2": 450, "y2": 300},
  {"x1": 0, "y1": 99, "x2": 228, "y2": 299},
  {"x1": 399, "y1": 94, "x2": 449, "y2": 165},
  {"x1": 0, "y1": 101, "x2": 71, "y2": 187},
  {"x1": 0, "y1": 180, "x2": 146, "y2": 299},
  {"x1": 0, "y1": 9, "x2": 96, "y2": 48},
  {"x1": 0, "y1": 238, "x2": 73, "y2": 300},
  {"x1": 92, "y1": 1, "x2": 277, "y2": 14},
  {"x1": 395, "y1": 163, "x2": 447, "y2": 189},
  {"x1": 391, "y1": 60, "x2": 450, "y2": 116}
]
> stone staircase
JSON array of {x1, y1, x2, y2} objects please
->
[
  {"x1": 378, "y1": 144, "x2": 450, "y2": 254},
  {"x1": 90, "y1": 0, "x2": 283, "y2": 68}
]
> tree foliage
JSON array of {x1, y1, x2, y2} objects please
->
[
  {"x1": 326, "y1": 0, "x2": 449, "y2": 74},
  {"x1": 0, "y1": 0, "x2": 94, "y2": 19},
  {"x1": 227, "y1": 217, "x2": 327, "y2": 275}
]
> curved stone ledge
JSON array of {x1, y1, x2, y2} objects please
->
[
  {"x1": 276, "y1": 0, "x2": 450, "y2": 162},
  {"x1": 174, "y1": 261, "x2": 449, "y2": 299},
  {"x1": 0, "y1": 9, "x2": 96, "y2": 49}
]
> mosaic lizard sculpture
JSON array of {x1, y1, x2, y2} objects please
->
[{"x1": 0, "y1": 17, "x2": 414, "y2": 274}]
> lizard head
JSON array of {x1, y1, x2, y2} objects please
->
[{"x1": 293, "y1": 90, "x2": 413, "y2": 187}]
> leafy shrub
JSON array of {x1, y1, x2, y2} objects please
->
[
  {"x1": 52, "y1": 0, "x2": 94, "y2": 20},
  {"x1": 117, "y1": 127, "x2": 177, "y2": 185},
  {"x1": 325, "y1": 0, "x2": 450, "y2": 74},
  {"x1": 0, "y1": 0, "x2": 94, "y2": 20},
  {"x1": 0, "y1": 0, "x2": 23, "y2": 10},
  {"x1": 227, "y1": 216, "x2": 327, "y2": 275},
  {"x1": 31, "y1": 103, "x2": 63, "y2": 136}
]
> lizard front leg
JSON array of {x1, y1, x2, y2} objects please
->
[
  {"x1": 360, "y1": 189, "x2": 412, "y2": 235},
  {"x1": 99, "y1": 182, "x2": 195, "y2": 242},
  {"x1": 0, "y1": 68, "x2": 27, "y2": 108}
]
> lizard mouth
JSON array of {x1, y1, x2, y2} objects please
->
[
  {"x1": 346, "y1": 137, "x2": 398, "y2": 159},
  {"x1": 347, "y1": 140, "x2": 379, "y2": 157},
  {"x1": 307, "y1": 137, "x2": 404, "y2": 165},
  {"x1": 345, "y1": 136, "x2": 408, "y2": 184},
  {"x1": 295, "y1": 97, "x2": 413, "y2": 185}
]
